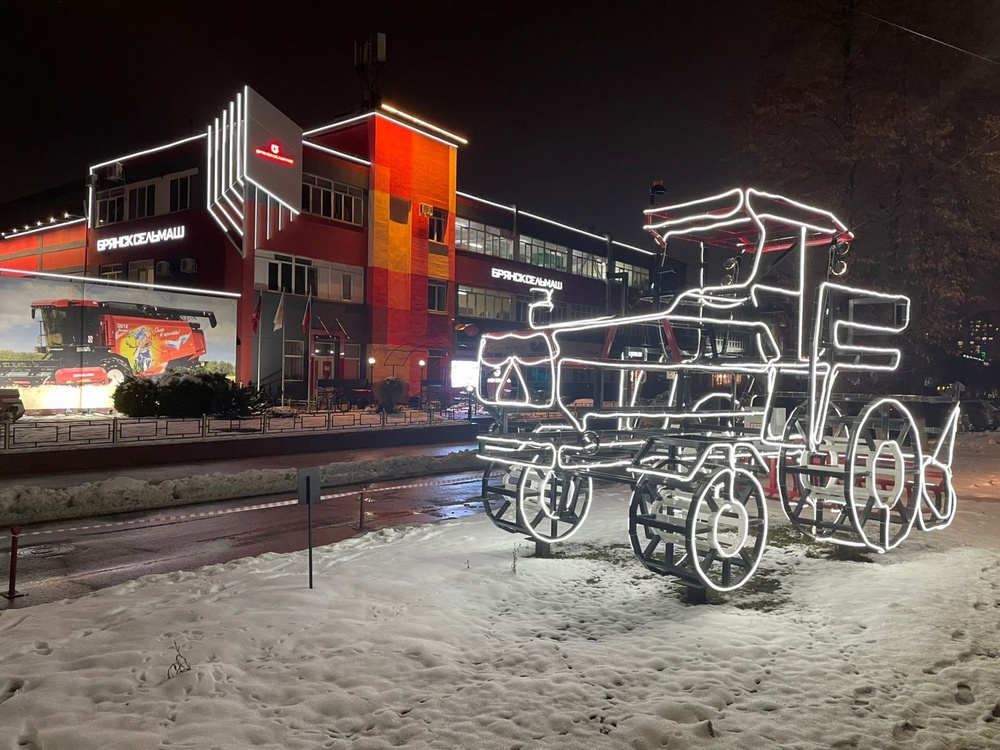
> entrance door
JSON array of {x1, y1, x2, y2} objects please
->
[{"x1": 311, "y1": 335, "x2": 340, "y2": 400}]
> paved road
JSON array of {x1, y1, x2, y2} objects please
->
[{"x1": 3, "y1": 468, "x2": 487, "y2": 608}]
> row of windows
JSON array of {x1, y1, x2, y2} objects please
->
[
  {"x1": 455, "y1": 220, "x2": 644, "y2": 287},
  {"x1": 302, "y1": 174, "x2": 364, "y2": 226},
  {"x1": 96, "y1": 171, "x2": 195, "y2": 226},
  {"x1": 455, "y1": 218, "x2": 514, "y2": 260},
  {"x1": 255, "y1": 251, "x2": 363, "y2": 303},
  {"x1": 457, "y1": 285, "x2": 602, "y2": 322}
]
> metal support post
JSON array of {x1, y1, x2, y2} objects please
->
[
  {"x1": 534, "y1": 540, "x2": 551, "y2": 559},
  {"x1": 5, "y1": 526, "x2": 24, "y2": 600},
  {"x1": 358, "y1": 488, "x2": 366, "y2": 531}
]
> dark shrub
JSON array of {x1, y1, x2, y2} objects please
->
[
  {"x1": 157, "y1": 373, "x2": 213, "y2": 417},
  {"x1": 376, "y1": 376, "x2": 407, "y2": 413},
  {"x1": 112, "y1": 375, "x2": 159, "y2": 417}
]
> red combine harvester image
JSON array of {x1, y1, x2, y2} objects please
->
[
  {"x1": 0, "y1": 299, "x2": 217, "y2": 387},
  {"x1": 476, "y1": 188, "x2": 960, "y2": 593}
]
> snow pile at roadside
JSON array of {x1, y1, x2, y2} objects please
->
[{"x1": 0, "y1": 450, "x2": 483, "y2": 527}]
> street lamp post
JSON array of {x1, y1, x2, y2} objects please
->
[{"x1": 418, "y1": 359, "x2": 426, "y2": 408}]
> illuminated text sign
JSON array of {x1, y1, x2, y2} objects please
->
[
  {"x1": 491, "y1": 267, "x2": 563, "y2": 290},
  {"x1": 97, "y1": 225, "x2": 187, "y2": 252},
  {"x1": 254, "y1": 141, "x2": 295, "y2": 166}
]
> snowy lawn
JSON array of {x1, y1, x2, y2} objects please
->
[{"x1": 0, "y1": 434, "x2": 998, "y2": 749}]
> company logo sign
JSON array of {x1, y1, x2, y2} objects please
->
[
  {"x1": 254, "y1": 141, "x2": 295, "y2": 166},
  {"x1": 491, "y1": 266, "x2": 563, "y2": 290},
  {"x1": 97, "y1": 225, "x2": 187, "y2": 252}
]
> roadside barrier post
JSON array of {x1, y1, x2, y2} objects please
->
[
  {"x1": 358, "y1": 486, "x2": 368, "y2": 531},
  {"x1": 4, "y1": 526, "x2": 24, "y2": 601},
  {"x1": 297, "y1": 468, "x2": 322, "y2": 590}
]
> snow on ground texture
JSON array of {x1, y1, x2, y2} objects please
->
[{"x1": 0, "y1": 434, "x2": 999, "y2": 749}]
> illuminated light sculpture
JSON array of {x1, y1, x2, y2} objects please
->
[{"x1": 475, "y1": 188, "x2": 960, "y2": 592}]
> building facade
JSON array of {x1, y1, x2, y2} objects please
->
[{"x1": 0, "y1": 89, "x2": 668, "y2": 411}]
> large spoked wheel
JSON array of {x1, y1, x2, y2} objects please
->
[
  {"x1": 845, "y1": 398, "x2": 923, "y2": 553},
  {"x1": 778, "y1": 404, "x2": 850, "y2": 541},
  {"x1": 630, "y1": 467, "x2": 768, "y2": 592},
  {"x1": 687, "y1": 468, "x2": 768, "y2": 591},
  {"x1": 483, "y1": 462, "x2": 593, "y2": 543}
]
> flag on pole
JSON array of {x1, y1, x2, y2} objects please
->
[
  {"x1": 301, "y1": 294, "x2": 312, "y2": 334},
  {"x1": 272, "y1": 290, "x2": 285, "y2": 332},
  {"x1": 251, "y1": 292, "x2": 262, "y2": 334}
]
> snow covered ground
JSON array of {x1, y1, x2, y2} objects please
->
[{"x1": 0, "y1": 433, "x2": 998, "y2": 749}]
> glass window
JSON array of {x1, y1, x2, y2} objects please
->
[
  {"x1": 455, "y1": 217, "x2": 514, "y2": 260},
  {"x1": 96, "y1": 188, "x2": 125, "y2": 226},
  {"x1": 128, "y1": 259, "x2": 154, "y2": 284},
  {"x1": 128, "y1": 184, "x2": 156, "y2": 221},
  {"x1": 520, "y1": 236, "x2": 568, "y2": 272},
  {"x1": 457, "y1": 285, "x2": 513, "y2": 320},
  {"x1": 284, "y1": 340, "x2": 304, "y2": 381},
  {"x1": 428, "y1": 279, "x2": 448, "y2": 312},
  {"x1": 169, "y1": 175, "x2": 190, "y2": 212},
  {"x1": 99, "y1": 263, "x2": 123, "y2": 280},
  {"x1": 257, "y1": 251, "x2": 362, "y2": 304},
  {"x1": 429, "y1": 208, "x2": 447, "y2": 243},
  {"x1": 302, "y1": 174, "x2": 364, "y2": 226},
  {"x1": 572, "y1": 252, "x2": 606, "y2": 280}
]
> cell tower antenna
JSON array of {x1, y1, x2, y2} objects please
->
[{"x1": 354, "y1": 32, "x2": 386, "y2": 111}]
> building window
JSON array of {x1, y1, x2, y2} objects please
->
[
  {"x1": 572, "y1": 252, "x2": 606, "y2": 281},
  {"x1": 302, "y1": 174, "x2": 364, "y2": 226},
  {"x1": 455, "y1": 217, "x2": 514, "y2": 260},
  {"x1": 428, "y1": 279, "x2": 448, "y2": 313},
  {"x1": 169, "y1": 175, "x2": 191, "y2": 212},
  {"x1": 265, "y1": 255, "x2": 316, "y2": 296},
  {"x1": 284, "y1": 340, "x2": 304, "y2": 381},
  {"x1": 97, "y1": 188, "x2": 125, "y2": 226},
  {"x1": 429, "y1": 208, "x2": 447, "y2": 244},
  {"x1": 99, "y1": 263, "x2": 124, "y2": 280},
  {"x1": 618, "y1": 262, "x2": 650, "y2": 290},
  {"x1": 457, "y1": 285, "x2": 513, "y2": 320},
  {"x1": 255, "y1": 250, "x2": 362, "y2": 304},
  {"x1": 127, "y1": 184, "x2": 156, "y2": 221},
  {"x1": 128, "y1": 259, "x2": 154, "y2": 284},
  {"x1": 520, "y1": 235, "x2": 568, "y2": 272}
]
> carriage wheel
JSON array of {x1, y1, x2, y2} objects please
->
[
  {"x1": 777, "y1": 404, "x2": 850, "y2": 541},
  {"x1": 687, "y1": 468, "x2": 768, "y2": 591},
  {"x1": 630, "y1": 467, "x2": 768, "y2": 591},
  {"x1": 845, "y1": 398, "x2": 923, "y2": 552},
  {"x1": 335, "y1": 394, "x2": 352, "y2": 413},
  {"x1": 482, "y1": 463, "x2": 523, "y2": 535},
  {"x1": 483, "y1": 462, "x2": 592, "y2": 543}
]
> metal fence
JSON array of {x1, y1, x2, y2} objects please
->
[{"x1": 0, "y1": 406, "x2": 482, "y2": 452}]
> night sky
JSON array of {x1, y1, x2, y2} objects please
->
[{"x1": 4, "y1": 1, "x2": 765, "y2": 249}]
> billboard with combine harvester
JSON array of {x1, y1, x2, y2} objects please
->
[{"x1": 0, "y1": 272, "x2": 237, "y2": 413}]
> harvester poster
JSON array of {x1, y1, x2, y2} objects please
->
[{"x1": 0, "y1": 273, "x2": 237, "y2": 413}]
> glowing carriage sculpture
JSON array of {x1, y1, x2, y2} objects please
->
[{"x1": 475, "y1": 188, "x2": 960, "y2": 592}]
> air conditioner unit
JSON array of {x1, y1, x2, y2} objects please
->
[
  {"x1": 155, "y1": 261, "x2": 172, "y2": 276},
  {"x1": 180, "y1": 257, "x2": 198, "y2": 274},
  {"x1": 106, "y1": 162, "x2": 124, "y2": 181},
  {"x1": 419, "y1": 203, "x2": 434, "y2": 217}
]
